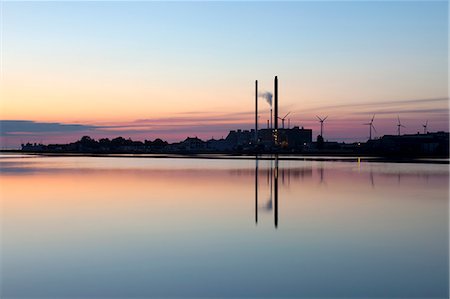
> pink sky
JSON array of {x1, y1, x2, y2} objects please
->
[
  {"x1": 1, "y1": 2, "x2": 448, "y2": 148},
  {"x1": 1, "y1": 97, "x2": 448, "y2": 148}
]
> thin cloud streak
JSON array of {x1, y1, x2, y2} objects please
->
[
  {"x1": 1, "y1": 96, "x2": 448, "y2": 148},
  {"x1": 0, "y1": 120, "x2": 97, "y2": 136},
  {"x1": 298, "y1": 97, "x2": 449, "y2": 113},
  {"x1": 351, "y1": 108, "x2": 449, "y2": 115}
]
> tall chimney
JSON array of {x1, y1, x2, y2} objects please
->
[
  {"x1": 274, "y1": 76, "x2": 278, "y2": 144},
  {"x1": 270, "y1": 108, "x2": 273, "y2": 129},
  {"x1": 255, "y1": 80, "x2": 258, "y2": 143}
]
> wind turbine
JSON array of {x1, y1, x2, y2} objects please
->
[
  {"x1": 364, "y1": 114, "x2": 376, "y2": 140},
  {"x1": 278, "y1": 112, "x2": 291, "y2": 129},
  {"x1": 316, "y1": 116, "x2": 328, "y2": 138},
  {"x1": 397, "y1": 116, "x2": 405, "y2": 136},
  {"x1": 422, "y1": 120, "x2": 428, "y2": 134}
]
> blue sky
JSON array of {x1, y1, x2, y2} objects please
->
[{"x1": 1, "y1": 1, "x2": 448, "y2": 147}]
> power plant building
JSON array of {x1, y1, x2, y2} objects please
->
[
  {"x1": 225, "y1": 127, "x2": 312, "y2": 150},
  {"x1": 250, "y1": 76, "x2": 312, "y2": 149}
]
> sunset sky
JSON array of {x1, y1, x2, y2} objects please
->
[{"x1": 0, "y1": 1, "x2": 448, "y2": 148}]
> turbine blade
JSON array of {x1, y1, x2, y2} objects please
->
[
  {"x1": 371, "y1": 114, "x2": 375, "y2": 122},
  {"x1": 284, "y1": 111, "x2": 291, "y2": 119},
  {"x1": 371, "y1": 124, "x2": 377, "y2": 133},
  {"x1": 323, "y1": 116, "x2": 328, "y2": 121},
  {"x1": 316, "y1": 115, "x2": 321, "y2": 121}
]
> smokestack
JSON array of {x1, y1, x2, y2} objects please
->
[
  {"x1": 274, "y1": 76, "x2": 278, "y2": 144},
  {"x1": 255, "y1": 80, "x2": 258, "y2": 143},
  {"x1": 274, "y1": 76, "x2": 278, "y2": 130},
  {"x1": 270, "y1": 108, "x2": 273, "y2": 129}
]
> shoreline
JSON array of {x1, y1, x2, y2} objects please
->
[{"x1": 1, "y1": 150, "x2": 448, "y2": 164}]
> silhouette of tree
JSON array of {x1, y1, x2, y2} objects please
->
[
  {"x1": 111, "y1": 137, "x2": 126, "y2": 146},
  {"x1": 78, "y1": 136, "x2": 97, "y2": 147},
  {"x1": 99, "y1": 138, "x2": 111, "y2": 145},
  {"x1": 153, "y1": 138, "x2": 168, "y2": 147}
]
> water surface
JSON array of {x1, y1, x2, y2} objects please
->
[{"x1": 1, "y1": 154, "x2": 448, "y2": 298}]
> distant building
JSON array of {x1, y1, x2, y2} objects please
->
[
  {"x1": 206, "y1": 138, "x2": 232, "y2": 151},
  {"x1": 224, "y1": 127, "x2": 313, "y2": 150},
  {"x1": 225, "y1": 129, "x2": 254, "y2": 148},
  {"x1": 364, "y1": 132, "x2": 449, "y2": 156},
  {"x1": 277, "y1": 127, "x2": 312, "y2": 148},
  {"x1": 179, "y1": 137, "x2": 206, "y2": 151},
  {"x1": 21, "y1": 143, "x2": 45, "y2": 152}
]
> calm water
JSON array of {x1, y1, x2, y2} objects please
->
[{"x1": 1, "y1": 154, "x2": 448, "y2": 298}]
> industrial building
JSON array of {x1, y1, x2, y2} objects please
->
[
  {"x1": 224, "y1": 126, "x2": 312, "y2": 151},
  {"x1": 364, "y1": 132, "x2": 449, "y2": 156},
  {"x1": 250, "y1": 76, "x2": 313, "y2": 150}
]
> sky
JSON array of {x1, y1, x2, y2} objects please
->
[{"x1": 0, "y1": 0, "x2": 448, "y2": 148}]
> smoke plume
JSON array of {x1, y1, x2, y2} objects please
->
[{"x1": 259, "y1": 92, "x2": 273, "y2": 106}]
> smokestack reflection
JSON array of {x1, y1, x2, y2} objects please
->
[
  {"x1": 254, "y1": 155, "x2": 281, "y2": 228},
  {"x1": 319, "y1": 167, "x2": 325, "y2": 185},
  {"x1": 255, "y1": 157, "x2": 258, "y2": 224},
  {"x1": 274, "y1": 156, "x2": 278, "y2": 228},
  {"x1": 251, "y1": 159, "x2": 323, "y2": 229},
  {"x1": 268, "y1": 158, "x2": 273, "y2": 215}
]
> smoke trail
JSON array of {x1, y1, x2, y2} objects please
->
[{"x1": 259, "y1": 92, "x2": 273, "y2": 107}]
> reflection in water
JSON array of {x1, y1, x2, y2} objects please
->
[
  {"x1": 253, "y1": 156, "x2": 319, "y2": 229},
  {"x1": 274, "y1": 157, "x2": 278, "y2": 228},
  {"x1": 250, "y1": 157, "x2": 449, "y2": 228},
  {"x1": 1, "y1": 154, "x2": 448, "y2": 298},
  {"x1": 255, "y1": 156, "x2": 279, "y2": 228},
  {"x1": 255, "y1": 159, "x2": 258, "y2": 224},
  {"x1": 318, "y1": 166, "x2": 326, "y2": 185},
  {"x1": 370, "y1": 171, "x2": 375, "y2": 188}
]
